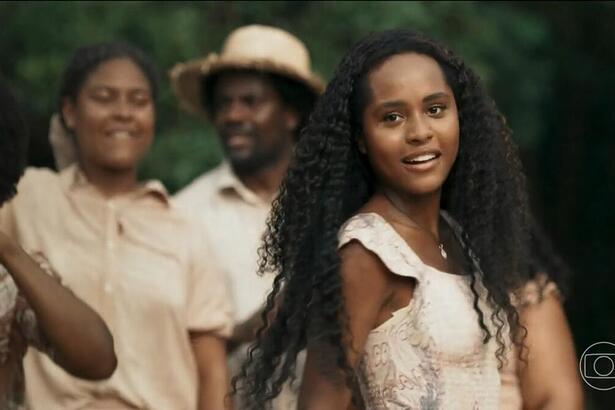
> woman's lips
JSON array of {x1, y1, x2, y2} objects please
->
[
  {"x1": 107, "y1": 130, "x2": 133, "y2": 140},
  {"x1": 401, "y1": 151, "x2": 441, "y2": 171}
]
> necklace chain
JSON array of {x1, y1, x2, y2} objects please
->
[
  {"x1": 383, "y1": 194, "x2": 448, "y2": 260},
  {"x1": 402, "y1": 216, "x2": 448, "y2": 260}
]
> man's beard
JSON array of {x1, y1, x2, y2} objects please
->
[{"x1": 227, "y1": 140, "x2": 289, "y2": 176}]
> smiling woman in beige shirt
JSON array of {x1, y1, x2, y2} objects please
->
[
  {"x1": 0, "y1": 43, "x2": 233, "y2": 410},
  {"x1": 0, "y1": 75, "x2": 116, "y2": 410}
]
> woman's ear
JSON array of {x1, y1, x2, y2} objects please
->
[
  {"x1": 61, "y1": 97, "x2": 76, "y2": 130},
  {"x1": 357, "y1": 135, "x2": 367, "y2": 154}
]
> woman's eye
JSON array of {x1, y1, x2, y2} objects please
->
[
  {"x1": 131, "y1": 93, "x2": 151, "y2": 106},
  {"x1": 427, "y1": 105, "x2": 445, "y2": 116},
  {"x1": 383, "y1": 113, "x2": 402, "y2": 122},
  {"x1": 92, "y1": 91, "x2": 113, "y2": 102}
]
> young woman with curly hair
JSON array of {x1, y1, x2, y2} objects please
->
[{"x1": 235, "y1": 29, "x2": 534, "y2": 409}]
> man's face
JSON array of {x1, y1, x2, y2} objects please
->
[{"x1": 211, "y1": 72, "x2": 298, "y2": 174}]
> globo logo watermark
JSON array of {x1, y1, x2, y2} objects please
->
[{"x1": 579, "y1": 341, "x2": 615, "y2": 391}]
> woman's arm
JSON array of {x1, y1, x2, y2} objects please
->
[
  {"x1": 191, "y1": 332, "x2": 231, "y2": 410},
  {"x1": 228, "y1": 292, "x2": 283, "y2": 353},
  {"x1": 228, "y1": 307, "x2": 262, "y2": 353},
  {"x1": 298, "y1": 241, "x2": 409, "y2": 409},
  {"x1": 0, "y1": 232, "x2": 117, "y2": 379},
  {"x1": 518, "y1": 293, "x2": 584, "y2": 410}
]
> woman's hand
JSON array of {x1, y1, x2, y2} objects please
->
[{"x1": 0, "y1": 230, "x2": 117, "y2": 380}]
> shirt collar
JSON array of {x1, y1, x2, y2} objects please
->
[
  {"x1": 59, "y1": 164, "x2": 171, "y2": 207},
  {"x1": 212, "y1": 161, "x2": 274, "y2": 207}
]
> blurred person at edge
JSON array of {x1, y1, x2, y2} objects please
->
[
  {"x1": 0, "y1": 78, "x2": 116, "y2": 409},
  {"x1": 4, "y1": 43, "x2": 233, "y2": 409},
  {"x1": 171, "y1": 25, "x2": 322, "y2": 409}
]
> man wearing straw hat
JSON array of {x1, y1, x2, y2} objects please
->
[{"x1": 170, "y1": 25, "x2": 323, "y2": 408}]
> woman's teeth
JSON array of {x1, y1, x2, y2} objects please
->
[
  {"x1": 407, "y1": 153, "x2": 437, "y2": 164},
  {"x1": 110, "y1": 131, "x2": 131, "y2": 139}
]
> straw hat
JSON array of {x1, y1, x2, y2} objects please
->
[{"x1": 170, "y1": 25, "x2": 325, "y2": 117}]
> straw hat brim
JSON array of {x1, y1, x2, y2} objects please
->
[{"x1": 170, "y1": 54, "x2": 325, "y2": 118}]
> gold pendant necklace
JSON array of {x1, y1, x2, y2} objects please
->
[
  {"x1": 403, "y1": 219, "x2": 448, "y2": 260},
  {"x1": 383, "y1": 193, "x2": 448, "y2": 260},
  {"x1": 404, "y1": 217, "x2": 448, "y2": 260},
  {"x1": 438, "y1": 243, "x2": 448, "y2": 260}
]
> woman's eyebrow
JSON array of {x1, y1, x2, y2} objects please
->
[
  {"x1": 423, "y1": 92, "x2": 450, "y2": 103},
  {"x1": 377, "y1": 92, "x2": 451, "y2": 108},
  {"x1": 378, "y1": 100, "x2": 405, "y2": 109}
]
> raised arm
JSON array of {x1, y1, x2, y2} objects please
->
[
  {"x1": 0, "y1": 232, "x2": 117, "y2": 380},
  {"x1": 298, "y1": 241, "x2": 412, "y2": 409}
]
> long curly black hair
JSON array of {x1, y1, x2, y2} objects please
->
[
  {"x1": 234, "y1": 29, "x2": 532, "y2": 407},
  {"x1": 0, "y1": 77, "x2": 29, "y2": 205}
]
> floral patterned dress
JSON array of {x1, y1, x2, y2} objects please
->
[{"x1": 338, "y1": 213, "x2": 500, "y2": 409}]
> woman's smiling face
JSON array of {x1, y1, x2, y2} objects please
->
[
  {"x1": 360, "y1": 52, "x2": 459, "y2": 198},
  {"x1": 62, "y1": 57, "x2": 155, "y2": 173}
]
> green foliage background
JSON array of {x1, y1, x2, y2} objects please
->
[
  {"x1": 1, "y1": 1, "x2": 556, "y2": 191},
  {"x1": 1, "y1": 2, "x2": 614, "y2": 407}
]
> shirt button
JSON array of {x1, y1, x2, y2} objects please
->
[
  {"x1": 104, "y1": 284, "x2": 113, "y2": 294},
  {"x1": 106, "y1": 241, "x2": 115, "y2": 250}
]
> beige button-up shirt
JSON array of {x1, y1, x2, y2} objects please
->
[
  {"x1": 174, "y1": 161, "x2": 275, "y2": 325},
  {"x1": 0, "y1": 165, "x2": 233, "y2": 410},
  {"x1": 175, "y1": 162, "x2": 300, "y2": 410}
]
